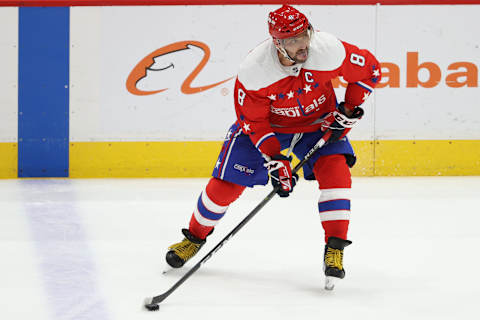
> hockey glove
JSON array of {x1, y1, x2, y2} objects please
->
[
  {"x1": 320, "y1": 102, "x2": 364, "y2": 143},
  {"x1": 265, "y1": 154, "x2": 298, "y2": 198}
]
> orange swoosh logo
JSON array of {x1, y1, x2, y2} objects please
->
[{"x1": 126, "y1": 41, "x2": 233, "y2": 96}]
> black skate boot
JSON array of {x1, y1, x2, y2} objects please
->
[
  {"x1": 324, "y1": 236, "x2": 352, "y2": 290},
  {"x1": 165, "y1": 229, "x2": 206, "y2": 268}
]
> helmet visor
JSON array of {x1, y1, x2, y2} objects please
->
[{"x1": 280, "y1": 27, "x2": 312, "y2": 49}]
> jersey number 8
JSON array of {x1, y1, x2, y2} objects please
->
[
  {"x1": 350, "y1": 53, "x2": 365, "y2": 67},
  {"x1": 238, "y1": 88, "x2": 246, "y2": 106}
]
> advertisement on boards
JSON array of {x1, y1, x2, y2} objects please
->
[
  {"x1": 375, "y1": 5, "x2": 479, "y2": 140},
  {"x1": 69, "y1": 5, "x2": 479, "y2": 142},
  {"x1": 70, "y1": 5, "x2": 376, "y2": 142}
]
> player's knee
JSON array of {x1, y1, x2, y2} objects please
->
[
  {"x1": 206, "y1": 178, "x2": 245, "y2": 206},
  {"x1": 313, "y1": 154, "x2": 351, "y2": 189}
]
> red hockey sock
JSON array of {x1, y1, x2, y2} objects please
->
[
  {"x1": 189, "y1": 178, "x2": 245, "y2": 239},
  {"x1": 321, "y1": 220, "x2": 350, "y2": 243},
  {"x1": 313, "y1": 154, "x2": 352, "y2": 243}
]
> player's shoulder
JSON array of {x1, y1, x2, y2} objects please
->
[
  {"x1": 304, "y1": 31, "x2": 346, "y2": 71},
  {"x1": 237, "y1": 39, "x2": 286, "y2": 92}
]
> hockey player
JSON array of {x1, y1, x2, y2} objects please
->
[{"x1": 165, "y1": 5, "x2": 381, "y2": 289}]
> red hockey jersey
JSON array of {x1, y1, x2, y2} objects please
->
[{"x1": 233, "y1": 31, "x2": 381, "y2": 157}]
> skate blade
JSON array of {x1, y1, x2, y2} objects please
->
[{"x1": 325, "y1": 276, "x2": 339, "y2": 290}]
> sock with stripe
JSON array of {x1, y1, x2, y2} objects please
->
[
  {"x1": 313, "y1": 154, "x2": 352, "y2": 243},
  {"x1": 189, "y1": 178, "x2": 245, "y2": 239}
]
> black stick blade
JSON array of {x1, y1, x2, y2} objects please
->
[{"x1": 144, "y1": 297, "x2": 160, "y2": 311}]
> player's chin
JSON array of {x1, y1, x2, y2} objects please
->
[{"x1": 294, "y1": 50, "x2": 308, "y2": 63}]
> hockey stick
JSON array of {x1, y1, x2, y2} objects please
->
[{"x1": 144, "y1": 130, "x2": 332, "y2": 311}]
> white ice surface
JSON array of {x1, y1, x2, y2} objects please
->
[{"x1": 1, "y1": 177, "x2": 480, "y2": 320}]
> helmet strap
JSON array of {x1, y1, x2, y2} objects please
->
[{"x1": 274, "y1": 39, "x2": 296, "y2": 64}]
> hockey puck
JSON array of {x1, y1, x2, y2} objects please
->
[
  {"x1": 144, "y1": 297, "x2": 159, "y2": 311},
  {"x1": 145, "y1": 303, "x2": 159, "y2": 311}
]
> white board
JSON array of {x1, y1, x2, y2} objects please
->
[{"x1": 0, "y1": 8, "x2": 18, "y2": 143}]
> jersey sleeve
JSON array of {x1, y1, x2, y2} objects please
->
[
  {"x1": 339, "y1": 41, "x2": 382, "y2": 111},
  {"x1": 233, "y1": 78, "x2": 281, "y2": 157}
]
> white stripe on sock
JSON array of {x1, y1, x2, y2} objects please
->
[
  {"x1": 320, "y1": 210, "x2": 351, "y2": 222},
  {"x1": 201, "y1": 190, "x2": 228, "y2": 214},
  {"x1": 193, "y1": 207, "x2": 219, "y2": 227},
  {"x1": 319, "y1": 188, "x2": 351, "y2": 202}
]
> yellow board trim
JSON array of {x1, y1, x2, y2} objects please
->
[
  {"x1": 350, "y1": 140, "x2": 375, "y2": 176},
  {"x1": 1, "y1": 140, "x2": 478, "y2": 178},
  {"x1": 0, "y1": 143, "x2": 18, "y2": 179},
  {"x1": 69, "y1": 140, "x2": 480, "y2": 178},
  {"x1": 69, "y1": 141, "x2": 222, "y2": 178},
  {"x1": 374, "y1": 140, "x2": 480, "y2": 176}
]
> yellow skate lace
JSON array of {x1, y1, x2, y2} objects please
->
[
  {"x1": 325, "y1": 247, "x2": 344, "y2": 270},
  {"x1": 168, "y1": 238, "x2": 201, "y2": 261}
]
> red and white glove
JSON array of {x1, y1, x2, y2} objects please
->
[
  {"x1": 265, "y1": 154, "x2": 298, "y2": 198},
  {"x1": 320, "y1": 102, "x2": 364, "y2": 143}
]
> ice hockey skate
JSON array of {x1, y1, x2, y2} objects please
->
[
  {"x1": 324, "y1": 236, "x2": 352, "y2": 290},
  {"x1": 165, "y1": 229, "x2": 206, "y2": 268}
]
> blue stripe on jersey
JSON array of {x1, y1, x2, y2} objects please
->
[
  {"x1": 355, "y1": 81, "x2": 373, "y2": 92},
  {"x1": 197, "y1": 195, "x2": 225, "y2": 221},
  {"x1": 318, "y1": 199, "x2": 351, "y2": 212}
]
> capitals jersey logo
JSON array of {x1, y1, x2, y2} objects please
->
[{"x1": 270, "y1": 94, "x2": 326, "y2": 117}]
